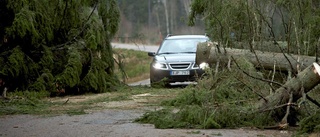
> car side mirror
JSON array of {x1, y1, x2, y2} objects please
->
[{"x1": 148, "y1": 52, "x2": 155, "y2": 57}]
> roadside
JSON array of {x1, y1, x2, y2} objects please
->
[{"x1": 112, "y1": 43, "x2": 157, "y2": 84}]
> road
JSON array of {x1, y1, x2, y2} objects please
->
[
  {"x1": 112, "y1": 42, "x2": 159, "y2": 52},
  {"x1": 0, "y1": 107, "x2": 291, "y2": 137}
]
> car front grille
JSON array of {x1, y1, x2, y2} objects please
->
[{"x1": 169, "y1": 62, "x2": 191, "y2": 70}]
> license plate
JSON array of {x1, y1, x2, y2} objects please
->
[{"x1": 170, "y1": 71, "x2": 190, "y2": 75}]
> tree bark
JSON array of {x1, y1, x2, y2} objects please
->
[
  {"x1": 196, "y1": 42, "x2": 317, "y2": 72},
  {"x1": 258, "y1": 63, "x2": 320, "y2": 110}
]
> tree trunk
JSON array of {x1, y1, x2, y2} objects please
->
[
  {"x1": 196, "y1": 42, "x2": 317, "y2": 72},
  {"x1": 258, "y1": 63, "x2": 320, "y2": 126},
  {"x1": 258, "y1": 63, "x2": 320, "y2": 110}
]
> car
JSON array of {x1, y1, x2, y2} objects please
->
[{"x1": 148, "y1": 34, "x2": 210, "y2": 87}]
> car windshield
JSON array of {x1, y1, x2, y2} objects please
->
[{"x1": 157, "y1": 38, "x2": 208, "y2": 54}]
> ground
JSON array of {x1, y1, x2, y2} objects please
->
[{"x1": 0, "y1": 91, "x2": 296, "y2": 137}]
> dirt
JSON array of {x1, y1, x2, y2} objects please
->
[{"x1": 0, "y1": 92, "x2": 296, "y2": 137}]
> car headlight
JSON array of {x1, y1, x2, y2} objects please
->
[
  {"x1": 199, "y1": 62, "x2": 209, "y2": 69},
  {"x1": 153, "y1": 62, "x2": 167, "y2": 69}
]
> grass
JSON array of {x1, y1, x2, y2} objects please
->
[
  {"x1": 113, "y1": 48, "x2": 152, "y2": 83},
  {"x1": 0, "y1": 90, "x2": 51, "y2": 115}
]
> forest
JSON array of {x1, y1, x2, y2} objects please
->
[{"x1": 115, "y1": 0, "x2": 205, "y2": 44}]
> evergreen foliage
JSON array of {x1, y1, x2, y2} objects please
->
[
  {"x1": 0, "y1": 0, "x2": 120, "y2": 95},
  {"x1": 299, "y1": 110, "x2": 320, "y2": 134}
]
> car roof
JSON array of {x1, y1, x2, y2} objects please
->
[{"x1": 165, "y1": 35, "x2": 208, "y2": 40}]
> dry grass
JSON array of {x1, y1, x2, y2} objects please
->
[
  {"x1": 38, "y1": 87, "x2": 184, "y2": 115},
  {"x1": 113, "y1": 48, "x2": 151, "y2": 84}
]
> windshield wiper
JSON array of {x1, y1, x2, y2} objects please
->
[
  {"x1": 180, "y1": 52, "x2": 196, "y2": 54},
  {"x1": 157, "y1": 52, "x2": 177, "y2": 55}
]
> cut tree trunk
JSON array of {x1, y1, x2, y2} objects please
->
[
  {"x1": 196, "y1": 42, "x2": 317, "y2": 72},
  {"x1": 258, "y1": 63, "x2": 320, "y2": 126},
  {"x1": 258, "y1": 63, "x2": 320, "y2": 110}
]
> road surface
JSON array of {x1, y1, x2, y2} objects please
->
[
  {"x1": 112, "y1": 43, "x2": 159, "y2": 52},
  {"x1": 0, "y1": 107, "x2": 292, "y2": 137}
]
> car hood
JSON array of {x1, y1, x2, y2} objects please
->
[{"x1": 154, "y1": 53, "x2": 196, "y2": 63}]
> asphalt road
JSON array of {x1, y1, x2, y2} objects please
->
[
  {"x1": 0, "y1": 109, "x2": 291, "y2": 137},
  {"x1": 112, "y1": 42, "x2": 159, "y2": 52}
]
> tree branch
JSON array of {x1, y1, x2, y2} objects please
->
[
  {"x1": 235, "y1": 77, "x2": 267, "y2": 102},
  {"x1": 254, "y1": 5, "x2": 297, "y2": 77},
  {"x1": 231, "y1": 56, "x2": 283, "y2": 88},
  {"x1": 281, "y1": 90, "x2": 293, "y2": 125},
  {"x1": 259, "y1": 102, "x2": 297, "y2": 113},
  {"x1": 52, "y1": 1, "x2": 99, "y2": 50}
]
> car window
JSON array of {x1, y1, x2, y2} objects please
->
[{"x1": 158, "y1": 38, "x2": 208, "y2": 54}]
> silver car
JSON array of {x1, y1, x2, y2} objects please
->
[{"x1": 148, "y1": 34, "x2": 210, "y2": 87}]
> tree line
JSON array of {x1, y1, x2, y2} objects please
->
[{"x1": 116, "y1": 0, "x2": 205, "y2": 44}]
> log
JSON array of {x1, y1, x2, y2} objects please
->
[
  {"x1": 196, "y1": 42, "x2": 317, "y2": 72},
  {"x1": 257, "y1": 63, "x2": 320, "y2": 125},
  {"x1": 258, "y1": 63, "x2": 320, "y2": 109}
]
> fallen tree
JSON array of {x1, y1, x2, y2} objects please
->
[
  {"x1": 196, "y1": 42, "x2": 320, "y2": 127},
  {"x1": 135, "y1": 56, "x2": 320, "y2": 130},
  {"x1": 0, "y1": 0, "x2": 121, "y2": 95},
  {"x1": 196, "y1": 42, "x2": 317, "y2": 72}
]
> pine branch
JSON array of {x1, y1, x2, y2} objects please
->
[
  {"x1": 52, "y1": 1, "x2": 99, "y2": 50},
  {"x1": 58, "y1": 0, "x2": 68, "y2": 32},
  {"x1": 231, "y1": 56, "x2": 283, "y2": 88}
]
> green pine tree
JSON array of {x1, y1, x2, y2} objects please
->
[{"x1": 0, "y1": 0, "x2": 120, "y2": 95}]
